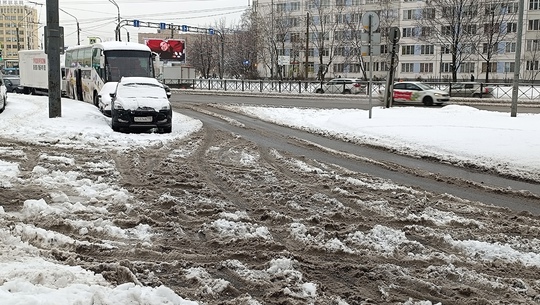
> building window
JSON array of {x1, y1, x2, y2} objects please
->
[
  {"x1": 481, "y1": 62, "x2": 497, "y2": 72},
  {"x1": 530, "y1": 0, "x2": 540, "y2": 10},
  {"x1": 403, "y1": 9, "x2": 414, "y2": 20},
  {"x1": 505, "y1": 22, "x2": 517, "y2": 33},
  {"x1": 526, "y1": 60, "x2": 539, "y2": 70},
  {"x1": 504, "y1": 62, "x2": 515, "y2": 72},
  {"x1": 526, "y1": 39, "x2": 540, "y2": 51},
  {"x1": 420, "y1": 45, "x2": 434, "y2": 55},
  {"x1": 402, "y1": 45, "x2": 415, "y2": 55},
  {"x1": 440, "y1": 62, "x2": 452, "y2": 73},
  {"x1": 529, "y1": 19, "x2": 540, "y2": 30},
  {"x1": 505, "y1": 42, "x2": 516, "y2": 53},
  {"x1": 460, "y1": 62, "x2": 475, "y2": 73},
  {"x1": 401, "y1": 63, "x2": 414, "y2": 73},
  {"x1": 402, "y1": 28, "x2": 414, "y2": 37},
  {"x1": 420, "y1": 63, "x2": 433, "y2": 73}
]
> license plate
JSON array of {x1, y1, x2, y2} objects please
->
[{"x1": 134, "y1": 116, "x2": 153, "y2": 122}]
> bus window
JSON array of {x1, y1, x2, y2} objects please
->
[
  {"x1": 82, "y1": 49, "x2": 92, "y2": 67},
  {"x1": 92, "y1": 48, "x2": 103, "y2": 79}
]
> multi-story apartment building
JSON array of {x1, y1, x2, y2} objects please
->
[
  {"x1": 0, "y1": 0, "x2": 39, "y2": 72},
  {"x1": 254, "y1": 0, "x2": 530, "y2": 82}
]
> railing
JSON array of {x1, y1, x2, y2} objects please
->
[{"x1": 163, "y1": 78, "x2": 540, "y2": 101}]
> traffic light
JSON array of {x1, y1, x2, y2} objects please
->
[{"x1": 0, "y1": 49, "x2": 3, "y2": 61}]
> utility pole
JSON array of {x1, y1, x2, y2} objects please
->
[
  {"x1": 108, "y1": 0, "x2": 121, "y2": 41},
  {"x1": 16, "y1": 26, "x2": 20, "y2": 51},
  {"x1": 45, "y1": 0, "x2": 61, "y2": 118},
  {"x1": 271, "y1": 0, "x2": 274, "y2": 79},
  {"x1": 511, "y1": 0, "x2": 524, "y2": 117},
  {"x1": 305, "y1": 12, "x2": 309, "y2": 79},
  {"x1": 59, "y1": 8, "x2": 80, "y2": 45}
]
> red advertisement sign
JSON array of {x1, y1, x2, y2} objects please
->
[
  {"x1": 145, "y1": 39, "x2": 185, "y2": 62},
  {"x1": 393, "y1": 90, "x2": 413, "y2": 100}
]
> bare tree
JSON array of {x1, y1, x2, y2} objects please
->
[
  {"x1": 415, "y1": 0, "x2": 483, "y2": 82},
  {"x1": 224, "y1": 9, "x2": 260, "y2": 79},
  {"x1": 305, "y1": 0, "x2": 347, "y2": 80},
  {"x1": 186, "y1": 34, "x2": 219, "y2": 79},
  {"x1": 475, "y1": 0, "x2": 517, "y2": 82},
  {"x1": 254, "y1": 2, "x2": 296, "y2": 79}
]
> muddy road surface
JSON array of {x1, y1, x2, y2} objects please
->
[{"x1": 1, "y1": 103, "x2": 540, "y2": 305}]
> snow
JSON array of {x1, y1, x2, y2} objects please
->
[{"x1": 0, "y1": 93, "x2": 539, "y2": 304}]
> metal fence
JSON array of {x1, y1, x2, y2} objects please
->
[{"x1": 164, "y1": 78, "x2": 540, "y2": 101}]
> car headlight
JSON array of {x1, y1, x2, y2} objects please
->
[
  {"x1": 161, "y1": 103, "x2": 171, "y2": 111},
  {"x1": 434, "y1": 93, "x2": 441, "y2": 97},
  {"x1": 113, "y1": 102, "x2": 124, "y2": 110}
]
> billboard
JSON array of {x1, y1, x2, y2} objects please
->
[{"x1": 145, "y1": 39, "x2": 185, "y2": 62}]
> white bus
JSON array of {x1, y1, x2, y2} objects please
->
[{"x1": 64, "y1": 41, "x2": 155, "y2": 106}]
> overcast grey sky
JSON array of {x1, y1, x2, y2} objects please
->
[{"x1": 31, "y1": 0, "x2": 250, "y2": 46}]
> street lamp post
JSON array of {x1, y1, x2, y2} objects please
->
[
  {"x1": 59, "y1": 8, "x2": 80, "y2": 45},
  {"x1": 108, "y1": 0, "x2": 121, "y2": 41}
]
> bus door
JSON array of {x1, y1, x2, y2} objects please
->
[{"x1": 75, "y1": 68, "x2": 83, "y2": 101}]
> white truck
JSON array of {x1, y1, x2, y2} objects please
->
[
  {"x1": 18, "y1": 50, "x2": 65, "y2": 95},
  {"x1": 156, "y1": 62, "x2": 196, "y2": 89}
]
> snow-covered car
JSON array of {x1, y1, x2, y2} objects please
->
[
  {"x1": 0, "y1": 74, "x2": 7, "y2": 113},
  {"x1": 315, "y1": 78, "x2": 366, "y2": 94},
  {"x1": 109, "y1": 77, "x2": 172, "y2": 133},
  {"x1": 449, "y1": 82, "x2": 494, "y2": 98},
  {"x1": 162, "y1": 83, "x2": 172, "y2": 99},
  {"x1": 392, "y1": 81, "x2": 449, "y2": 106},
  {"x1": 98, "y1": 82, "x2": 118, "y2": 117}
]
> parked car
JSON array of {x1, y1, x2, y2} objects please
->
[
  {"x1": 2, "y1": 75, "x2": 22, "y2": 93},
  {"x1": 449, "y1": 82, "x2": 494, "y2": 98},
  {"x1": 162, "y1": 83, "x2": 172, "y2": 99},
  {"x1": 0, "y1": 74, "x2": 7, "y2": 113},
  {"x1": 109, "y1": 77, "x2": 172, "y2": 133},
  {"x1": 392, "y1": 81, "x2": 450, "y2": 106},
  {"x1": 315, "y1": 78, "x2": 366, "y2": 94},
  {"x1": 98, "y1": 82, "x2": 118, "y2": 117}
]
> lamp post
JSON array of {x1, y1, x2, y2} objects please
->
[
  {"x1": 108, "y1": 0, "x2": 121, "y2": 41},
  {"x1": 59, "y1": 8, "x2": 80, "y2": 45}
]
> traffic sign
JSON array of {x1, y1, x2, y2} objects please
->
[
  {"x1": 133, "y1": 20, "x2": 140, "y2": 27},
  {"x1": 181, "y1": 25, "x2": 188, "y2": 32},
  {"x1": 208, "y1": 28, "x2": 215, "y2": 35},
  {"x1": 159, "y1": 22, "x2": 166, "y2": 30},
  {"x1": 389, "y1": 27, "x2": 401, "y2": 43},
  {"x1": 362, "y1": 12, "x2": 379, "y2": 32},
  {"x1": 360, "y1": 33, "x2": 381, "y2": 44},
  {"x1": 361, "y1": 45, "x2": 381, "y2": 56}
]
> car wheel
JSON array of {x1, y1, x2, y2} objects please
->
[
  {"x1": 315, "y1": 88, "x2": 324, "y2": 93},
  {"x1": 423, "y1": 96, "x2": 434, "y2": 106},
  {"x1": 161, "y1": 127, "x2": 172, "y2": 134},
  {"x1": 93, "y1": 93, "x2": 99, "y2": 107},
  {"x1": 473, "y1": 93, "x2": 481, "y2": 98},
  {"x1": 343, "y1": 89, "x2": 351, "y2": 94},
  {"x1": 111, "y1": 120, "x2": 120, "y2": 132},
  {"x1": 111, "y1": 110, "x2": 120, "y2": 132},
  {"x1": 0, "y1": 97, "x2": 5, "y2": 113}
]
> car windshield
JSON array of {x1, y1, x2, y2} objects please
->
[{"x1": 416, "y1": 83, "x2": 434, "y2": 90}]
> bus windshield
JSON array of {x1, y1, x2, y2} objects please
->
[{"x1": 105, "y1": 50, "x2": 153, "y2": 82}]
